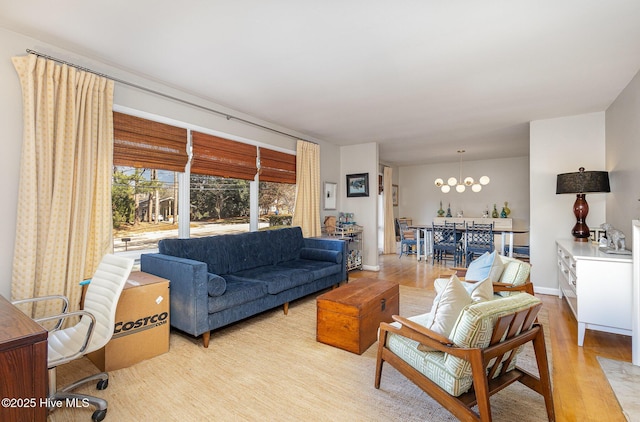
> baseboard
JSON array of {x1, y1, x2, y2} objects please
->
[
  {"x1": 362, "y1": 264, "x2": 380, "y2": 271},
  {"x1": 534, "y1": 286, "x2": 560, "y2": 297}
]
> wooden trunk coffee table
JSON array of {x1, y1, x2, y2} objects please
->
[{"x1": 316, "y1": 278, "x2": 399, "y2": 354}]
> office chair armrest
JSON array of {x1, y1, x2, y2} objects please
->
[
  {"x1": 12, "y1": 295, "x2": 69, "y2": 330},
  {"x1": 38, "y1": 309, "x2": 97, "y2": 367}
]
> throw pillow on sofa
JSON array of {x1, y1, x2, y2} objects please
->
[{"x1": 207, "y1": 273, "x2": 227, "y2": 296}]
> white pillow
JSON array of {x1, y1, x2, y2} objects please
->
[
  {"x1": 461, "y1": 277, "x2": 493, "y2": 302},
  {"x1": 426, "y1": 275, "x2": 473, "y2": 338},
  {"x1": 465, "y1": 251, "x2": 505, "y2": 282}
]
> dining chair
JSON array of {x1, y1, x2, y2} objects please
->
[
  {"x1": 464, "y1": 222, "x2": 494, "y2": 266},
  {"x1": 398, "y1": 221, "x2": 422, "y2": 258},
  {"x1": 432, "y1": 223, "x2": 462, "y2": 265}
]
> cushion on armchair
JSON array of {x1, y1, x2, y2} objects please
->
[
  {"x1": 465, "y1": 251, "x2": 504, "y2": 282},
  {"x1": 495, "y1": 255, "x2": 531, "y2": 296}
]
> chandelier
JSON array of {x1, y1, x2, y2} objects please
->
[{"x1": 434, "y1": 150, "x2": 490, "y2": 193}]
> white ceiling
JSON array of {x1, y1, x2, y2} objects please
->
[{"x1": 2, "y1": 1, "x2": 640, "y2": 165}]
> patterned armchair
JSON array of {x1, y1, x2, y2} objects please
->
[{"x1": 375, "y1": 293, "x2": 554, "y2": 421}]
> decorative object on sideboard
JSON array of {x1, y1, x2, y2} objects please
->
[
  {"x1": 346, "y1": 173, "x2": 369, "y2": 197},
  {"x1": 434, "y1": 150, "x2": 490, "y2": 193},
  {"x1": 556, "y1": 167, "x2": 610, "y2": 242},
  {"x1": 492, "y1": 204, "x2": 499, "y2": 218},
  {"x1": 599, "y1": 223, "x2": 631, "y2": 254},
  {"x1": 503, "y1": 201, "x2": 511, "y2": 217},
  {"x1": 437, "y1": 201, "x2": 445, "y2": 217},
  {"x1": 446, "y1": 203, "x2": 452, "y2": 217}
]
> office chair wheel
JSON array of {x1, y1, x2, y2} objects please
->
[
  {"x1": 92, "y1": 409, "x2": 107, "y2": 422},
  {"x1": 96, "y1": 379, "x2": 108, "y2": 390}
]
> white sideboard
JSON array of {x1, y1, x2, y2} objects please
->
[{"x1": 556, "y1": 239, "x2": 633, "y2": 346}]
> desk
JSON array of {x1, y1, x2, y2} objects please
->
[
  {"x1": 0, "y1": 295, "x2": 48, "y2": 422},
  {"x1": 409, "y1": 225, "x2": 529, "y2": 261}
]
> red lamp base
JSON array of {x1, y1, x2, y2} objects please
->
[{"x1": 572, "y1": 193, "x2": 591, "y2": 241}]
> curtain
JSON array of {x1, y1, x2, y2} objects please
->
[
  {"x1": 292, "y1": 140, "x2": 321, "y2": 237},
  {"x1": 11, "y1": 55, "x2": 114, "y2": 318},
  {"x1": 383, "y1": 167, "x2": 397, "y2": 254}
]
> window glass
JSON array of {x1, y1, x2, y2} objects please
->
[
  {"x1": 190, "y1": 174, "x2": 255, "y2": 236},
  {"x1": 112, "y1": 166, "x2": 179, "y2": 252},
  {"x1": 259, "y1": 181, "x2": 296, "y2": 228}
]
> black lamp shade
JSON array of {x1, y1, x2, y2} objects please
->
[{"x1": 556, "y1": 168, "x2": 610, "y2": 194}]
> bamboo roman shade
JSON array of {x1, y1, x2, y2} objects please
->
[
  {"x1": 259, "y1": 147, "x2": 296, "y2": 184},
  {"x1": 191, "y1": 131, "x2": 258, "y2": 180},
  {"x1": 113, "y1": 112, "x2": 188, "y2": 172}
]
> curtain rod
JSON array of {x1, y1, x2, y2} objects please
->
[{"x1": 26, "y1": 49, "x2": 315, "y2": 144}]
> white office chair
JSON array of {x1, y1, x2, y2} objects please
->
[{"x1": 13, "y1": 254, "x2": 134, "y2": 422}]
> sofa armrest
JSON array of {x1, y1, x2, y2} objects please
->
[
  {"x1": 304, "y1": 237, "x2": 348, "y2": 282},
  {"x1": 140, "y1": 253, "x2": 210, "y2": 337}
]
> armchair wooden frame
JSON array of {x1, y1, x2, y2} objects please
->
[
  {"x1": 449, "y1": 266, "x2": 535, "y2": 295},
  {"x1": 375, "y1": 303, "x2": 555, "y2": 422}
]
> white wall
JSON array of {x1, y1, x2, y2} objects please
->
[
  {"x1": 398, "y1": 156, "x2": 530, "y2": 247},
  {"x1": 340, "y1": 143, "x2": 379, "y2": 270},
  {"x1": 0, "y1": 26, "x2": 341, "y2": 298},
  {"x1": 530, "y1": 112, "x2": 606, "y2": 294},
  {"x1": 606, "y1": 68, "x2": 640, "y2": 238}
]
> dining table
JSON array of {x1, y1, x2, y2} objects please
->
[{"x1": 408, "y1": 224, "x2": 529, "y2": 262}]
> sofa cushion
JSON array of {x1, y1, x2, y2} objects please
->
[
  {"x1": 277, "y1": 260, "x2": 342, "y2": 280},
  {"x1": 159, "y1": 236, "x2": 231, "y2": 275},
  {"x1": 225, "y1": 266, "x2": 313, "y2": 295},
  {"x1": 207, "y1": 279, "x2": 267, "y2": 313},
  {"x1": 270, "y1": 227, "x2": 306, "y2": 263},
  {"x1": 207, "y1": 273, "x2": 227, "y2": 297},
  {"x1": 465, "y1": 251, "x2": 504, "y2": 282}
]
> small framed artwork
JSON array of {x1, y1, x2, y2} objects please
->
[
  {"x1": 324, "y1": 182, "x2": 337, "y2": 210},
  {"x1": 346, "y1": 173, "x2": 369, "y2": 197},
  {"x1": 392, "y1": 184, "x2": 399, "y2": 206}
]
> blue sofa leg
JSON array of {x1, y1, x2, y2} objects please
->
[{"x1": 202, "y1": 331, "x2": 210, "y2": 348}]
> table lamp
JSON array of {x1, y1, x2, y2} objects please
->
[{"x1": 556, "y1": 167, "x2": 610, "y2": 241}]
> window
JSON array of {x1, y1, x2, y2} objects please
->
[{"x1": 111, "y1": 112, "x2": 296, "y2": 254}]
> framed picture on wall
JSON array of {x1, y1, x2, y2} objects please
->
[
  {"x1": 392, "y1": 184, "x2": 399, "y2": 206},
  {"x1": 346, "y1": 173, "x2": 369, "y2": 197},
  {"x1": 324, "y1": 182, "x2": 337, "y2": 210}
]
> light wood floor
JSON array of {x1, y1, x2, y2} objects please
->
[{"x1": 351, "y1": 254, "x2": 632, "y2": 422}]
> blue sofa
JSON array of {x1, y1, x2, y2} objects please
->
[{"x1": 140, "y1": 227, "x2": 347, "y2": 347}]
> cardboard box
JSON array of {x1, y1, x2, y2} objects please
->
[{"x1": 87, "y1": 271, "x2": 170, "y2": 371}]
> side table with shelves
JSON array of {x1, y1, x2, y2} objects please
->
[
  {"x1": 556, "y1": 239, "x2": 632, "y2": 346},
  {"x1": 329, "y1": 224, "x2": 363, "y2": 271}
]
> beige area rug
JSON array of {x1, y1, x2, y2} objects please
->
[
  {"x1": 50, "y1": 286, "x2": 552, "y2": 422},
  {"x1": 598, "y1": 357, "x2": 640, "y2": 421}
]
